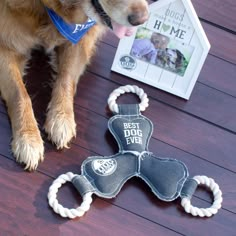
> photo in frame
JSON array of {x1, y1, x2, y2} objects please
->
[{"x1": 111, "y1": 0, "x2": 210, "y2": 99}]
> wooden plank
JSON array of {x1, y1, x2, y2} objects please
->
[
  {"x1": 147, "y1": 0, "x2": 236, "y2": 32},
  {"x1": 1, "y1": 69, "x2": 235, "y2": 172},
  {"x1": 1, "y1": 124, "x2": 235, "y2": 236},
  {"x1": 113, "y1": 77, "x2": 236, "y2": 133},
  {"x1": 1, "y1": 46, "x2": 235, "y2": 133},
  {"x1": 0, "y1": 156, "x2": 179, "y2": 236},
  {"x1": 39, "y1": 133, "x2": 236, "y2": 214},
  {"x1": 0, "y1": 89, "x2": 235, "y2": 234},
  {"x1": 74, "y1": 104, "x2": 236, "y2": 212},
  {"x1": 0, "y1": 3, "x2": 234, "y2": 235},
  {"x1": 192, "y1": 0, "x2": 236, "y2": 32},
  {"x1": 96, "y1": 39, "x2": 236, "y2": 95},
  {"x1": 1, "y1": 38, "x2": 235, "y2": 135},
  {"x1": 0, "y1": 51, "x2": 235, "y2": 170},
  {"x1": 74, "y1": 75, "x2": 236, "y2": 172},
  {"x1": 198, "y1": 55, "x2": 236, "y2": 97},
  {"x1": 101, "y1": 22, "x2": 236, "y2": 64},
  {"x1": 89, "y1": 43, "x2": 236, "y2": 132},
  {"x1": 0, "y1": 102, "x2": 235, "y2": 213},
  {"x1": 39, "y1": 158, "x2": 236, "y2": 236},
  {"x1": 202, "y1": 22, "x2": 236, "y2": 64},
  {"x1": 21, "y1": 98, "x2": 236, "y2": 212},
  {"x1": 40, "y1": 109, "x2": 236, "y2": 235},
  {"x1": 106, "y1": 180, "x2": 236, "y2": 236}
]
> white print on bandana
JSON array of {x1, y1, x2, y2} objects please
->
[
  {"x1": 72, "y1": 19, "x2": 96, "y2": 34},
  {"x1": 46, "y1": 8, "x2": 96, "y2": 44}
]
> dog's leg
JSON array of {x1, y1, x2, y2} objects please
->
[
  {"x1": 44, "y1": 28, "x2": 102, "y2": 149},
  {"x1": 0, "y1": 48, "x2": 44, "y2": 170}
]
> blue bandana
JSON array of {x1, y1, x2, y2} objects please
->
[{"x1": 46, "y1": 8, "x2": 96, "y2": 44}]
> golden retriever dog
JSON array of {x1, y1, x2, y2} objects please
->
[{"x1": 0, "y1": 0, "x2": 149, "y2": 170}]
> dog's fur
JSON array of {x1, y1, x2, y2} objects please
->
[{"x1": 0, "y1": 0, "x2": 149, "y2": 170}]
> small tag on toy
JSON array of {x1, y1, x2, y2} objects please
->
[
  {"x1": 77, "y1": 153, "x2": 138, "y2": 198},
  {"x1": 46, "y1": 8, "x2": 96, "y2": 44}
]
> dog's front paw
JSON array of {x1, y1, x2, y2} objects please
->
[
  {"x1": 12, "y1": 131, "x2": 44, "y2": 171},
  {"x1": 44, "y1": 111, "x2": 76, "y2": 149}
]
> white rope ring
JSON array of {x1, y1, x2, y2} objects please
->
[
  {"x1": 181, "y1": 175, "x2": 223, "y2": 217},
  {"x1": 107, "y1": 85, "x2": 149, "y2": 113},
  {"x1": 48, "y1": 172, "x2": 93, "y2": 219}
]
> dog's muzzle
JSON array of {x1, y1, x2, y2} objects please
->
[{"x1": 91, "y1": 0, "x2": 149, "y2": 28}]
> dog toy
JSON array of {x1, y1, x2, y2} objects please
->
[{"x1": 48, "y1": 85, "x2": 223, "y2": 219}]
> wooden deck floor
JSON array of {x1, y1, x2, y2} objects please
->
[{"x1": 0, "y1": 1, "x2": 236, "y2": 235}]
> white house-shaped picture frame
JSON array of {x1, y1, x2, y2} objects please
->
[{"x1": 111, "y1": 0, "x2": 210, "y2": 99}]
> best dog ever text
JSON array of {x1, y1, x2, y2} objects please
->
[{"x1": 123, "y1": 123, "x2": 143, "y2": 145}]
